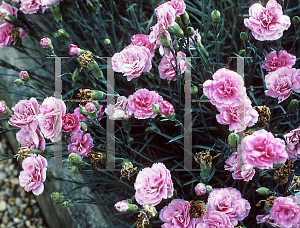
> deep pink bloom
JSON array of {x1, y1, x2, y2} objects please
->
[
  {"x1": 159, "y1": 100, "x2": 174, "y2": 116},
  {"x1": 37, "y1": 97, "x2": 66, "y2": 142},
  {"x1": 8, "y1": 97, "x2": 40, "y2": 130},
  {"x1": 20, "y1": 0, "x2": 42, "y2": 14},
  {"x1": 159, "y1": 51, "x2": 186, "y2": 81},
  {"x1": 62, "y1": 113, "x2": 81, "y2": 133},
  {"x1": 134, "y1": 163, "x2": 173, "y2": 206},
  {"x1": 68, "y1": 131, "x2": 93, "y2": 157},
  {"x1": 168, "y1": 0, "x2": 186, "y2": 17},
  {"x1": 69, "y1": 44, "x2": 79, "y2": 56},
  {"x1": 85, "y1": 102, "x2": 95, "y2": 113},
  {"x1": 265, "y1": 67, "x2": 300, "y2": 103},
  {"x1": 284, "y1": 126, "x2": 300, "y2": 161},
  {"x1": 97, "y1": 105, "x2": 104, "y2": 121},
  {"x1": 127, "y1": 88, "x2": 163, "y2": 119},
  {"x1": 195, "y1": 183, "x2": 206, "y2": 196},
  {"x1": 244, "y1": 0, "x2": 291, "y2": 41},
  {"x1": 203, "y1": 68, "x2": 246, "y2": 109},
  {"x1": 40, "y1": 37, "x2": 50, "y2": 48},
  {"x1": 262, "y1": 50, "x2": 296, "y2": 72},
  {"x1": 197, "y1": 211, "x2": 234, "y2": 228},
  {"x1": 155, "y1": 2, "x2": 176, "y2": 28},
  {"x1": 159, "y1": 199, "x2": 200, "y2": 228},
  {"x1": 16, "y1": 125, "x2": 45, "y2": 150},
  {"x1": 105, "y1": 96, "x2": 131, "y2": 120},
  {"x1": 206, "y1": 188, "x2": 251, "y2": 226},
  {"x1": 270, "y1": 197, "x2": 300, "y2": 228},
  {"x1": 19, "y1": 154, "x2": 47, "y2": 195},
  {"x1": 0, "y1": 23, "x2": 13, "y2": 47},
  {"x1": 0, "y1": 102, "x2": 6, "y2": 114},
  {"x1": 20, "y1": 71, "x2": 29, "y2": 80},
  {"x1": 112, "y1": 45, "x2": 152, "y2": 81},
  {"x1": 114, "y1": 200, "x2": 128, "y2": 212},
  {"x1": 131, "y1": 34, "x2": 155, "y2": 57},
  {"x1": 244, "y1": 129, "x2": 288, "y2": 169}
]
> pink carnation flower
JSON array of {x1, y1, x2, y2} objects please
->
[
  {"x1": 159, "y1": 51, "x2": 186, "y2": 81},
  {"x1": 244, "y1": 0, "x2": 291, "y2": 41},
  {"x1": 112, "y1": 45, "x2": 152, "y2": 81},
  {"x1": 20, "y1": 0, "x2": 43, "y2": 14},
  {"x1": 168, "y1": 0, "x2": 186, "y2": 17},
  {"x1": 134, "y1": 162, "x2": 173, "y2": 206},
  {"x1": 131, "y1": 34, "x2": 155, "y2": 57},
  {"x1": 159, "y1": 100, "x2": 174, "y2": 116},
  {"x1": 68, "y1": 131, "x2": 93, "y2": 157},
  {"x1": 197, "y1": 211, "x2": 234, "y2": 228},
  {"x1": 206, "y1": 187, "x2": 251, "y2": 226},
  {"x1": 244, "y1": 129, "x2": 288, "y2": 169},
  {"x1": 155, "y1": 2, "x2": 176, "y2": 28},
  {"x1": 159, "y1": 199, "x2": 200, "y2": 228},
  {"x1": 19, "y1": 154, "x2": 47, "y2": 195},
  {"x1": 40, "y1": 37, "x2": 50, "y2": 48},
  {"x1": 265, "y1": 67, "x2": 300, "y2": 103},
  {"x1": 69, "y1": 44, "x2": 79, "y2": 56},
  {"x1": 195, "y1": 183, "x2": 206, "y2": 196},
  {"x1": 0, "y1": 1, "x2": 18, "y2": 19},
  {"x1": 37, "y1": 97, "x2": 66, "y2": 142},
  {"x1": 8, "y1": 97, "x2": 40, "y2": 130},
  {"x1": 270, "y1": 197, "x2": 300, "y2": 228},
  {"x1": 85, "y1": 102, "x2": 95, "y2": 113},
  {"x1": 114, "y1": 200, "x2": 128, "y2": 212},
  {"x1": 0, "y1": 102, "x2": 6, "y2": 114},
  {"x1": 0, "y1": 23, "x2": 13, "y2": 47},
  {"x1": 128, "y1": 88, "x2": 163, "y2": 119},
  {"x1": 20, "y1": 71, "x2": 29, "y2": 80},
  {"x1": 284, "y1": 126, "x2": 300, "y2": 162},
  {"x1": 105, "y1": 96, "x2": 131, "y2": 120},
  {"x1": 262, "y1": 50, "x2": 296, "y2": 72},
  {"x1": 16, "y1": 125, "x2": 45, "y2": 150},
  {"x1": 62, "y1": 113, "x2": 81, "y2": 133}
]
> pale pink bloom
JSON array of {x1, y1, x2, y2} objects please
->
[
  {"x1": 216, "y1": 94, "x2": 258, "y2": 132},
  {"x1": 195, "y1": 183, "x2": 206, "y2": 196},
  {"x1": 262, "y1": 50, "x2": 296, "y2": 72},
  {"x1": 20, "y1": 0, "x2": 42, "y2": 14},
  {"x1": 114, "y1": 200, "x2": 128, "y2": 212},
  {"x1": 131, "y1": 34, "x2": 155, "y2": 57},
  {"x1": 0, "y1": 23, "x2": 12, "y2": 47},
  {"x1": 0, "y1": 102, "x2": 6, "y2": 114},
  {"x1": 62, "y1": 113, "x2": 81, "y2": 133},
  {"x1": 270, "y1": 197, "x2": 300, "y2": 228},
  {"x1": 0, "y1": 1, "x2": 18, "y2": 19},
  {"x1": 19, "y1": 154, "x2": 47, "y2": 195},
  {"x1": 127, "y1": 88, "x2": 163, "y2": 119},
  {"x1": 16, "y1": 125, "x2": 45, "y2": 150},
  {"x1": 265, "y1": 67, "x2": 300, "y2": 103},
  {"x1": 40, "y1": 0, "x2": 60, "y2": 7},
  {"x1": 149, "y1": 21, "x2": 172, "y2": 50},
  {"x1": 203, "y1": 68, "x2": 246, "y2": 109},
  {"x1": 159, "y1": 100, "x2": 174, "y2": 116},
  {"x1": 69, "y1": 44, "x2": 79, "y2": 56},
  {"x1": 105, "y1": 96, "x2": 131, "y2": 120},
  {"x1": 256, "y1": 214, "x2": 280, "y2": 227},
  {"x1": 68, "y1": 131, "x2": 93, "y2": 157},
  {"x1": 159, "y1": 199, "x2": 200, "y2": 228},
  {"x1": 134, "y1": 162, "x2": 173, "y2": 206},
  {"x1": 168, "y1": 0, "x2": 186, "y2": 17},
  {"x1": 197, "y1": 211, "x2": 234, "y2": 228},
  {"x1": 155, "y1": 2, "x2": 176, "y2": 28},
  {"x1": 244, "y1": 129, "x2": 288, "y2": 169},
  {"x1": 20, "y1": 71, "x2": 29, "y2": 80},
  {"x1": 85, "y1": 102, "x2": 95, "y2": 113},
  {"x1": 244, "y1": 0, "x2": 291, "y2": 41},
  {"x1": 206, "y1": 188, "x2": 251, "y2": 226},
  {"x1": 159, "y1": 51, "x2": 186, "y2": 81},
  {"x1": 8, "y1": 97, "x2": 40, "y2": 130},
  {"x1": 40, "y1": 37, "x2": 50, "y2": 48},
  {"x1": 112, "y1": 45, "x2": 152, "y2": 81},
  {"x1": 37, "y1": 97, "x2": 66, "y2": 142},
  {"x1": 284, "y1": 126, "x2": 300, "y2": 162}
]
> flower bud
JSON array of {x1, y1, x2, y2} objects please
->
[
  {"x1": 127, "y1": 137, "x2": 134, "y2": 144},
  {"x1": 187, "y1": 27, "x2": 195, "y2": 37},
  {"x1": 145, "y1": 127, "x2": 155, "y2": 133},
  {"x1": 114, "y1": 200, "x2": 129, "y2": 212},
  {"x1": 80, "y1": 122, "x2": 88, "y2": 132},
  {"x1": 211, "y1": 9, "x2": 221, "y2": 23},
  {"x1": 180, "y1": 11, "x2": 190, "y2": 25},
  {"x1": 91, "y1": 101, "x2": 100, "y2": 111},
  {"x1": 0, "y1": 102, "x2": 7, "y2": 114},
  {"x1": 256, "y1": 187, "x2": 269, "y2": 196},
  {"x1": 191, "y1": 86, "x2": 198, "y2": 95},
  {"x1": 205, "y1": 185, "x2": 213, "y2": 194},
  {"x1": 62, "y1": 200, "x2": 70, "y2": 207},
  {"x1": 70, "y1": 166, "x2": 80, "y2": 174},
  {"x1": 72, "y1": 68, "x2": 79, "y2": 82},
  {"x1": 104, "y1": 38, "x2": 111, "y2": 45},
  {"x1": 68, "y1": 153, "x2": 82, "y2": 164},
  {"x1": 175, "y1": 15, "x2": 185, "y2": 28},
  {"x1": 53, "y1": 29, "x2": 70, "y2": 40},
  {"x1": 173, "y1": 44, "x2": 179, "y2": 51},
  {"x1": 159, "y1": 101, "x2": 174, "y2": 117},
  {"x1": 91, "y1": 90, "x2": 105, "y2": 99},
  {"x1": 19, "y1": 71, "x2": 29, "y2": 81},
  {"x1": 292, "y1": 16, "x2": 300, "y2": 26},
  {"x1": 14, "y1": 78, "x2": 24, "y2": 86},
  {"x1": 160, "y1": 34, "x2": 171, "y2": 47},
  {"x1": 195, "y1": 183, "x2": 206, "y2": 196},
  {"x1": 228, "y1": 133, "x2": 239, "y2": 147},
  {"x1": 69, "y1": 44, "x2": 79, "y2": 56},
  {"x1": 287, "y1": 99, "x2": 298, "y2": 112},
  {"x1": 79, "y1": 105, "x2": 88, "y2": 116},
  {"x1": 152, "y1": 103, "x2": 161, "y2": 115},
  {"x1": 238, "y1": 49, "x2": 246, "y2": 57},
  {"x1": 168, "y1": 22, "x2": 184, "y2": 37},
  {"x1": 50, "y1": 192, "x2": 64, "y2": 204},
  {"x1": 122, "y1": 119, "x2": 131, "y2": 133},
  {"x1": 50, "y1": 3, "x2": 62, "y2": 23},
  {"x1": 240, "y1": 32, "x2": 248, "y2": 40},
  {"x1": 147, "y1": 72, "x2": 154, "y2": 78},
  {"x1": 40, "y1": 37, "x2": 51, "y2": 48}
]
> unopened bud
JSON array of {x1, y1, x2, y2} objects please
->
[
  {"x1": 256, "y1": 187, "x2": 269, "y2": 196},
  {"x1": 50, "y1": 192, "x2": 64, "y2": 204},
  {"x1": 211, "y1": 9, "x2": 221, "y2": 23},
  {"x1": 70, "y1": 166, "x2": 80, "y2": 174},
  {"x1": 292, "y1": 16, "x2": 300, "y2": 26},
  {"x1": 0, "y1": 102, "x2": 6, "y2": 114},
  {"x1": 53, "y1": 29, "x2": 69, "y2": 39},
  {"x1": 127, "y1": 137, "x2": 134, "y2": 144},
  {"x1": 152, "y1": 103, "x2": 161, "y2": 115},
  {"x1": 160, "y1": 34, "x2": 171, "y2": 47},
  {"x1": 187, "y1": 27, "x2": 195, "y2": 36},
  {"x1": 79, "y1": 105, "x2": 88, "y2": 116},
  {"x1": 287, "y1": 99, "x2": 298, "y2": 112},
  {"x1": 62, "y1": 200, "x2": 70, "y2": 207},
  {"x1": 91, "y1": 90, "x2": 105, "y2": 99},
  {"x1": 175, "y1": 16, "x2": 185, "y2": 28},
  {"x1": 191, "y1": 86, "x2": 198, "y2": 95},
  {"x1": 168, "y1": 22, "x2": 184, "y2": 37},
  {"x1": 104, "y1": 38, "x2": 111, "y2": 45},
  {"x1": 180, "y1": 11, "x2": 190, "y2": 25},
  {"x1": 80, "y1": 122, "x2": 88, "y2": 131},
  {"x1": 145, "y1": 127, "x2": 155, "y2": 133},
  {"x1": 19, "y1": 71, "x2": 30, "y2": 81},
  {"x1": 50, "y1": 3, "x2": 62, "y2": 23},
  {"x1": 240, "y1": 32, "x2": 248, "y2": 40},
  {"x1": 72, "y1": 68, "x2": 79, "y2": 82},
  {"x1": 238, "y1": 49, "x2": 246, "y2": 57},
  {"x1": 14, "y1": 79, "x2": 24, "y2": 86},
  {"x1": 68, "y1": 153, "x2": 82, "y2": 164},
  {"x1": 205, "y1": 185, "x2": 213, "y2": 194},
  {"x1": 122, "y1": 119, "x2": 131, "y2": 133},
  {"x1": 228, "y1": 133, "x2": 239, "y2": 148}
]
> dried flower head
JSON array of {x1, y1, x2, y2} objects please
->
[
  {"x1": 194, "y1": 149, "x2": 212, "y2": 167},
  {"x1": 290, "y1": 176, "x2": 300, "y2": 191},
  {"x1": 253, "y1": 106, "x2": 271, "y2": 127},
  {"x1": 15, "y1": 147, "x2": 31, "y2": 160},
  {"x1": 136, "y1": 205, "x2": 157, "y2": 228},
  {"x1": 188, "y1": 200, "x2": 207, "y2": 219},
  {"x1": 243, "y1": 131, "x2": 253, "y2": 137},
  {"x1": 120, "y1": 161, "x2": 137, "y2": 180},
  {"x1": 78, "y1": 52, "x2": 95, "y2": 72},
  {"x1": 274, "y1": 159, "x2": 294, "y2": 184},
  {"x1": 87, "y1": 149, "x2": 104, "y2": 169},
  {"x1": 267, "y1": 196, "x2": 277, "y2": 209},
  {"x1": 8, "y1": 28, "x2": 20, "y2": 45},
  {"x1": 77, "y1": 88, "x2": 92, "y2": 106}
]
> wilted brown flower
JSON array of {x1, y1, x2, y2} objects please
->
[
  {"x1": 8, "y1": 28, "x2": 20, "y2": 45},
  {"x1": 135, "y1": 206, "x2": 156, "y2": 228},
  {"x1": 188, "y1": 200, "x2": 207, "y2": 219},
  {"x1": 87, "y1": 149, "x2": 105, "y2": 169},
  {"x1": 78, "y1": 52, "x2": 95, "y2": 72},
  {"x1": 274, "y1": 159, "x2": 294, "y2": 184},
  {"x1": 194, "y1": 149, "x2": 212, "y2": 167},
  {"x1": 120, "y1": 161, "x2": 137, "y2": 180},
  {"x1": 15, "y1": 147, "x2": 31, "y2": 160},
  {"x1": 266, "y1": 196, "x2": 277, "y2": 209},
  {"x1": 253, "y1": 106, "x2": 271, "y2": 127},
  {"x1": 290, "y1": 176, "x2": 300, "y2": 191},
  {"x1": 77, "y1": 88, "x2": 92, "y2": 106}
]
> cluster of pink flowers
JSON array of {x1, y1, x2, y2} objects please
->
[
  {"x1": 244, "y1": 0, "x2": 290, "y2": 41},
  {"x1": 243, "y1": 129, "x2": 288, "y2": 169},
  {"x1": 20, "y1": 0, "x2": 60, "y2": 14},
  {"x1": 257, "y1": 196, "x2": 300, "y2": 228},
  {"x1": 284, "y1": 126, "x2": 300, "y2": 161},
  {"x1": 203, "y1": 68, "x2": 258, "y2": 132}
]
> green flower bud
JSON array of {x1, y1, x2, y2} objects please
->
[
  {"x1": 104, "y1": 38, "x2": 111, "y2": 45},
  {"x1": 152, "y1": 103, "x2": 161, "y2": 115},
  {"x1": 240, "y1": 32, "x2": 248, "y2": 40},
  {"x1": 62, "y1": 200, "x2": 70, "y2": 207},
  {"x1": 175, "y1": 16, "x2": 185, "y2": 28},
  {"x1": 87, "y1": 61, "x2": 103, "y2": 79},
  {"x1": 292, "y1": 16, "x2": 300, "y2": 26},
  {"x1": 180, "y1": 11, "x2": 190, "y2": 25},
  {"x1": 87, "y1": 111, "x2": 98, "y2": 120},
  {"x1": 147, "y1": 72, "x2": 155, "y2": 78},
  {"x1": 68, "y1": 153, "x2": 82, "y2": 164},
  {"x1": 160, "y1": 34, "x2": 171, "y2": 47},
  {"x1": 53, "y1": 29, "x2": 69, "y2": 39},
  {"x1": 92, "y1": 101, "x2": 100, "y2": 111},
  {"x1": 122, "y1": 119, "x2": 131, "y2": 133},
  {"x1": 145, "y1": 127, "x2": 155, "y2": 133},
  {"x1": 228, "y1": 133, "x2": 239, "y2": 148},
  {"x1": 191, "y1": 86, "x2": 198, "y2": 95},
  {"x1": 238, "y1": 49, "x2": 246, "y2": 57},
  {"x1": 72, "y1": 68, "x2": 79, "y2": 83},
  {"x1": 287, "y1": 99, "x2": 298, "y2": 112},
  {"x1": 14, "y1": 79, "x2": 24, "y2": 86},
  {"x1": 91, "y1": 90, "x2": 105, "y2": 99},
  {"x1": 205, "y1": 185, "x2": 213, "y2": 194},
  {"x1": 70, "y1": 166, "x2": 80, "y2": 174},
  {"x1": 211, "y1": 9, "x2": 221, "y2": 23},
  {"x1": 168, "y1": 22, "x2": 184, "y2": 37},
  {"x1": 80, "y1": 122, "x2": 88, "y2": 132},
  {"x1": 50, "y1": 3, "x2": 62, "y2": 23},
  {"x1": 79, "y1": 105, "x2": 88, "y2": 116},
  {"x1": 126, "y1": 204, "x2": 138, "y2": 212},
  {"x1": 187, "y1": 27, "x2": 195, "y2": 36},
  {"x1": 127, "y1": 137, "x2": 134, "y2": 144},
  {"x1": 256, "y1": 187, "x2": 269, "y2": 196},
  {"x1": 50, "y1": 192, "x2": 64, "y2": 204},
  {"x1": 173, "y1": 44, "x2": 179, "y2": 51}
]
